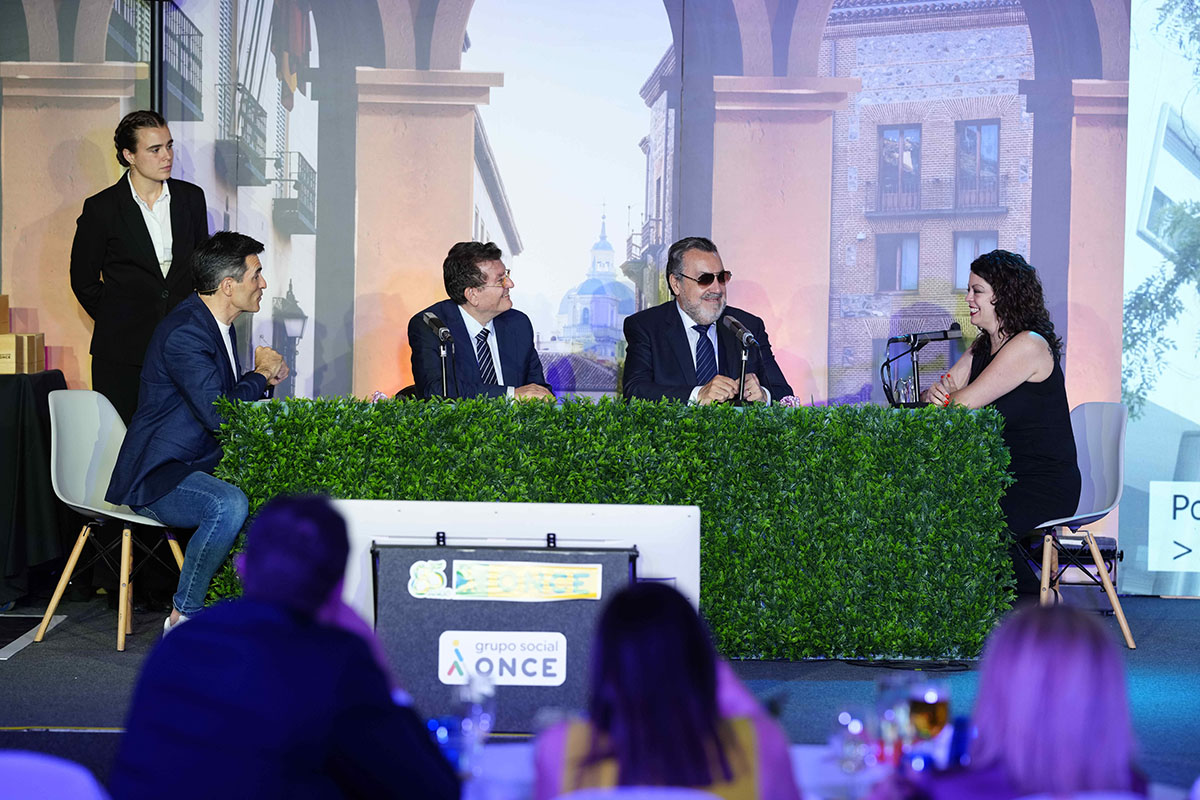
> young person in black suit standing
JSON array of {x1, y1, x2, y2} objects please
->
[{"x1": 70, "y1": 109, "x2": 210, "y2": 425}]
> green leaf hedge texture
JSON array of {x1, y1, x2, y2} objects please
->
[{"x1": 213, "y1": 397, "x2": 1014, "y2": 660}]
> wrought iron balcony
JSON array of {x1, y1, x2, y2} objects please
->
[
  {"x1": 878, "y1": 188, "x2": 920, "y2": 212},
  {"x1": 164, "y1": 2, "x2": 203, "y2": 121},
  {"x1": 864, "y1": 175, "x2": 1008, "y2": 218},
  {"x1": 215, "y1": 84, "x2": 268, "y2": 186},
  {"x1": 107, "y1": 0, "x2": 150, "y2": 62},
  {"x1": 626, "y1": 230, "x2": 642, "y2": 262},
  {"x1": 955, "y1": 176, "x2": 1000, "y2": 209},
  {"x1": 273, "y1": 152, "x2": 318, "y2": 235},
  {"x1": 641, "y1": 216, "x2": 664, "y2": 249}
]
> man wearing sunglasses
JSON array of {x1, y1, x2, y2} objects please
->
[{"x1": 622, "y1": 236, "x2": 792, "y2": 404}]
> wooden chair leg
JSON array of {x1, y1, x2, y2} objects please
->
[
  {"x1": 1039, "y1": 533, "x2": 1054, "y2": 606},
  {"x1": 35, "y1": 523, "x2": 92, "y2": 643},
  {"x1": 125, "y1": 580, "x2": 134, "y2": 635},
  {"x1": 117, "y1": 527, "x2": 132, "y2": 652},
  {"x1": 1085, "y1": 531, "x2": 1136, "y2": 649},
  {"x1": 165, "y1": 532, "x2": 185, "y2": 570}
]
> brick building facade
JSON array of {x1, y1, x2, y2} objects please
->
[{"x1": 821, "y1": 0, "x2": 1035, "y2": 403}]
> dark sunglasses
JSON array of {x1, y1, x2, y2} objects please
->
[{"x1": 677, "y1": 270, "x2": 732, "y2": 287}]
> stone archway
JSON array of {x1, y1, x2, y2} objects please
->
[
  {"x1": 1016, "y1": 0, "x2": 1128, "y2": 407},
  {"x1": 305, "y1": 0, "x2": 387, "y2": 395},
  {"x1": 778, "y1": 0, "x2": 1128, "y2": 406},
  {"x1": 351, "y1": 0, "x2": 859, "y2": 400}
]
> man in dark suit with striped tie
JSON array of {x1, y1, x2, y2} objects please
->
[
  {"x1": 408, "y1": 241, "x2": 553, "y2": 400},
  {"x1": 622, "y1": 236, "x2": 792, "y2": 404}
]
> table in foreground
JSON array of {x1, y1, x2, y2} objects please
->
[{"x1": 467, "y1": 741, "x2": 1188, "y2": 800}]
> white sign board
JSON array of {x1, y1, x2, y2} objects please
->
[
  {"x1": 1148, "y1": 481, "x2": 1200, "y2": 572},
  {"x1": 332, "y1": 499, "x2": 701, "y2": 624}
]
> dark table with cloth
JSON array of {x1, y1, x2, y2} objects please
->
[{"x1": 0, "y1": 370, "x2": 73, "y2": 605}]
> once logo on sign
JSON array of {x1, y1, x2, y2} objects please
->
[
  {"x1": 438, "y1": 631, "x2": 566, "y2": 686},
  {"x1": 454, "y1": 560, "x2": 603, "y2": 602},
  {"x1": 408, "y1": 559, "x2": 604, "y2": 602}
]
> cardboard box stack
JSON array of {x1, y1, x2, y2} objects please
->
[{"x1": 0, "y1": 295, "x2": 47, "y2": 374}]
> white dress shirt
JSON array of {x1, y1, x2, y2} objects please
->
[
  {"x1": 128, "y1": 172, "x2": 173, "y2": 278},
  {"x1": 676, "y1": 303, "x2": 770, "y2": 404},
  {"x1": 457, "y1": 305, "x2": 516, "y2": 398},
  {"x1": 206, "y1": 306, "x2": 239, "y2": 382}
]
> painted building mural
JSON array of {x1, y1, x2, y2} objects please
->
[{"x1": 7, "y1": 0, "x2": 1186, "y2": 590}]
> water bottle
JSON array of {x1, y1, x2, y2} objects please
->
[{"x1": 456, "y1": 671, "x2": 496, "y2": 777}]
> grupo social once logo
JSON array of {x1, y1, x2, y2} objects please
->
[{"x1": 438, "y1": 631, "x2": 566, "y2": 686}]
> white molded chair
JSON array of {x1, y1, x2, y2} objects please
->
[
  {"x1": 1029, "y1": 401, "x2": 1134, "y2": 649},
  {"x1": 0, "y1": 751, "x2": 110, "y2": 800},
  {"x1": 35, "y1": 390, "x2": 184, "y2": 651}
]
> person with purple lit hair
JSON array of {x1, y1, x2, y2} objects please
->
[
  {"x1": 869, "y1": 604, "x2": 1145, "y2": 800},
  {"x1": 533, "y1": 582, "x2": 801, "y2": 799},
  {"x1": 109, "y1": 495, "x2": 459, "y2": 800}
]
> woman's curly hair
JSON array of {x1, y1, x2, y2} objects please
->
[{"x1": 968, "y1": 249, "x2": 1062, "y2": 359}]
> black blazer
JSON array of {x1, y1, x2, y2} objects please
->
[
  {"x1": 407, "y1": 298, "x2": 550, "y2": 399},
  {"x1": 70, "y1": 174, "x2": 209, "y2": 366},
  {"x1": 622, "y1": 301, "x2": 793, "y2": 402}
]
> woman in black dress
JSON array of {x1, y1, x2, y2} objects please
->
[{"x1": 923, "y1": 250, "x2": 1081, "y2": 537}]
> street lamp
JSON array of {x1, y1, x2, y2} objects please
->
[
  {"x1": 272, "y1": 280, "x2": 308, "y2": 397},
  {"x1": 274, "y1": 280, "x2": 308, "y2": 339}
]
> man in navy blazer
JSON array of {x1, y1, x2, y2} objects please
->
[
  {"x1": 70, "y1": 109, "x2": 209, "y2": 424},
  {"x1": 107, "y1": 232, "x2": 288, "y2": 634},
  {"x1": 110, "y1": 496, "x2": 459, "y2": 800},
  {"x1": 408, "y1": 241, "x2": 553, "y2": 400},
  {"x1": 622, "y1": 237, "x2": 792, "y2": 404}
]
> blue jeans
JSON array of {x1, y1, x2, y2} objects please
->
[{"x1": 135, "y1": 472, "x2": 248, "y2": 616}]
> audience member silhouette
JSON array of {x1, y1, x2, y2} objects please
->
[
  {"x1": 534, "y1": 581, "x2": 801, "y2": 799},
  {"x1": 868, "y1": 604, "x2": 1144, "y2": 800},
  {"x1": 108, "y1": 495, "x2": 459, "y2": 800}
]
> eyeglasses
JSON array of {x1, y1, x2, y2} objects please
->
[
  {"x1": 677, "y1": 270, "x2": 732, "y2": 287},
  {"x1": 477, "y1": 269, "x2": 512, "y2": 290}
]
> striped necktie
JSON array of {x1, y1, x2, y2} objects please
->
[
  {"x1": 475, "y1": 328, "x2": 498, "y2": 385},
  {"x1": 693, "y1": 324, "x2": 717, "y2": 385}
]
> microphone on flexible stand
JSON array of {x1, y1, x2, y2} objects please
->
[
  {"x1": 422, "y1": 312, "x2": 454, "y2": 343},
  {"x1": 720, "y1": 315, "x2": 759, "y2": 347},
  {"x1": 423, "y1": 312, "x2": 455, "y2": 397},
  {"x1": 887, "y1": 322, "x2": 962, "y2": 347},
  {"x1": 720, "y1": 315, "x2": 757, "y2": 406},
  {"x1": 881, "y1": 323, "x2": 962, "y2": 406}
]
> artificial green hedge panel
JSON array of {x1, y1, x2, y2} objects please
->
[{"x1": 213, "y1": 397, "x2": 1014, "y2": 659}]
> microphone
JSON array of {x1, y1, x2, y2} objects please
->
[
  {"x1": 422, "y1": 312, "x2": 454, "y2": 343},
  {"x1": 721, "y1": 315, "x2": 758, "y2": 347},
  {"x1": 888, "y1": 322, "x2": 961, "y2": 346}
]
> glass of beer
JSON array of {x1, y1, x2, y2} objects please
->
[{"x1": 907, "y1": 681, "x2": 950, "y2": 740}]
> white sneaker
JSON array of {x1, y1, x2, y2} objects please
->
[{"x1": 162, "y1": 613, "x2": 190, "y2": 637}]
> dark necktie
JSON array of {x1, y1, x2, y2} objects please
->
[
  {"x1": 476, "y1": 328, "x2": 498, "y2": 385},
  {"x1": 228, "y1": 324, "x2": 241, "y2": 379},
  {"x1": 693, "y1": 324, "x2": 717, "y2": 385}
]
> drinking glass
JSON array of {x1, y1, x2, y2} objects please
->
[{"x1": 907, "y1": 680, "x2": 950, "y2": 740}]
